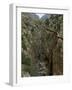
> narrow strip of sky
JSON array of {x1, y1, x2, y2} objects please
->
[{"x1": 36, "y1": 13, "x2": 45, "y2": 18}]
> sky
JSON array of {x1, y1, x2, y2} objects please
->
[{"x1": 36, "y1": 13, "x2": 45, "y2": 18}]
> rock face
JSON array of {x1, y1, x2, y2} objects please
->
[
  {"x1": 21, "y1": 13, "x2": 63, "y2": 77},
  {"x1": 53, "y1": 38, "x2": 63, "y2": 75}
]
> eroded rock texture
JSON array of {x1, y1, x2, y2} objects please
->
[{"x1": 21, "y1": 13, "x2": 63, "y2": 77}]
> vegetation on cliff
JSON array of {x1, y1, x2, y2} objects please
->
[{"x1": 21, "y1": 12, "x2": 63, "y2": 77}]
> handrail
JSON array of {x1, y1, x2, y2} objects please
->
[{"x1": 46, "y1": 28, "x2": 63, "y2": 40}]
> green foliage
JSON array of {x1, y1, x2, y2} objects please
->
[
  {"x1": 23, "y1": 57, "x2": 31, "y2": 66},
  {"x1": 44, "y1": 14, "x2": 63, "y2": 36},
  {"x1": 21, "y1": 13, "x2": 63, "y2": 76}
]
